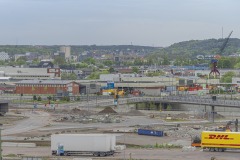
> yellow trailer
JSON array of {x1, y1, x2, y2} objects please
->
[{"x1": 201, "y1": 131, "x2": 240, "y2": 152}]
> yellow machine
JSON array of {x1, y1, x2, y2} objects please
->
[
  {"x1": 102, "y1": 89, "x2": 124, "y2": 97},
  {"x1": 201, "y1": 131, "x2": 240, "y2": 151}
]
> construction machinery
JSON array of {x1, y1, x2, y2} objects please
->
[
  {"x1": 215, "y1": 119, "x2": 238, "y2": 132},
  {"x1": 209, "y1": 31, "x2": 233, "y2": 77},
  {"x1": 191, "y1": 135, "x2": 202, "y2": 147}
]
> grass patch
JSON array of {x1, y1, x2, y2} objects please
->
[
  {"x1": 4, "y1": 154, "x2": 18, "y2": 157},
  {"x1": 143, "y1": 143, "x2": 182, "y2": 149},
  {"x1": 165, "y1": 119, "x2": 187, "y2": 122},
  {"x1": 117, "y1": 142, "x2": 181, "y2": 149}
]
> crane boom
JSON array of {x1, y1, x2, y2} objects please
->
[{"x1": 219, "y1": 31, "x2": 233, "y2": 55}]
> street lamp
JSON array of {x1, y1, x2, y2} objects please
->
[
  {"x1": 0, "y1": 123, "x2": 2, "y2": 160},
  {"x1": 87, "y1": 85, "x2": 89, "y2": 111}
]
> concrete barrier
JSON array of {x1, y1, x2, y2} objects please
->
[{"x1": 2, "y1": 142, "x2": 36, "y2": 147}]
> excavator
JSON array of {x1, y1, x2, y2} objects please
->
[{"x1": 191, "y1": 119, "x2": 238, "y2": 147}]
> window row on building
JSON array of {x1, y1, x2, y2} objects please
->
[{"x1": 16, "y1": 84, "x2": 66, "y2": 87}]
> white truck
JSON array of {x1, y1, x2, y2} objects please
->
[{"x1": 51, "y1": 134, "x2": 116, "y2": 156}]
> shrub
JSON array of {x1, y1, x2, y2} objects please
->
[
  {"x1": 33, "y1": 95, "x2": 37, "y2": 101},
  {"x1": 37, "y1": 96, "x2": 42, "y2": 101}
]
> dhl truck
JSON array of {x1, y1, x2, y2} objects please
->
[{"x1": 201, "y1": 131, "x2": 240, "y2": 152}]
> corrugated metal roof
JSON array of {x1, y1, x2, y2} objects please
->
[{"x1": 15, "y1": 80, "x2": 77, "y2": 85}]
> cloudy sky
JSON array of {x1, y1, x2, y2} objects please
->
[{"x1": 0, "y1": 0, "x2": 239, "y2": 46}]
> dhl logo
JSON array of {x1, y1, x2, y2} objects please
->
[{"x1": 205, "y1": 134, "x2": 233, "y2": 140}]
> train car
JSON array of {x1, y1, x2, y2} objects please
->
[{"x1": 201, "y1": 131, "x2": 240, "y2": 152}]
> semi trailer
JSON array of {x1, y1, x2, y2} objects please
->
[
  {"x1": 201, "y1": 131, "x2": 240, "y2": 152},
  {"x1": 51, "y1": 134, "x2": 116, "y2": 156}
]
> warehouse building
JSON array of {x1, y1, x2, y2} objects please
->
[{"x1": 15, "y1": 80, "x2": 80, "y2": 96}]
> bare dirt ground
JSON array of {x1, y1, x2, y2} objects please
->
[
  {"x1": 2, "y1": 106, "x2": 240, "y2": 160},
  {"x1": 0, "y1": 110, "x2": 27, "y2": 125}
]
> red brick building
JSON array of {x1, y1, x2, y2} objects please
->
[{"x1": 15, "y1": 80, "x2": 80, "y2": 95}]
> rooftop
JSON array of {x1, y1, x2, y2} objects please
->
[{"x1": 15, "y1": 80, "x2": 77, "y2": 85}]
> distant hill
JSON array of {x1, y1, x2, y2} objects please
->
[
  {"x1": 151, "y1": 38, "x2": 240, "y2": 59},
  {"x1": 0, "y1": 45, "x2": 156, "y2": 56}
]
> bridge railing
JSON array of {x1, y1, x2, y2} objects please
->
[{"x1": 124, "y1": 96, "x2": 240, "y2": 107}]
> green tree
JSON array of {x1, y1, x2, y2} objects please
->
[
  {"x1": 69, "y1": 73, "x2": 77, "y2": 80},
  {"x1": 132, "y1": 67, "x2": 139, "y2": 73},
  {"x1": 133, "y1": 58, "x2": 144, "y2": 65},
  {"x1": 109, "y1": 67, "x2": 115, "y2": 73},
  {"x1": 103, "y1": 60, "x2": 113, "y2": 66},
  {"x1": 162, "y1": 55, "x2": 170, "y2": 65},
  {"x1": 220, "y1": 71, "x2": 235, "y2": 83},
  {"x1": 87, "y1": 70, "x2": 109, "y2": 79},
  {"x1": 32, "y1": 58, "x2": 40, "y2": 65},
  {"x1": 84, "y1": 57, "x2": 95, "y2": 65},
  {"x1": 47, "y1": 96, "x2": 52, "y2": 101},
  {"x1": 0, "y1": 60, "x2": 6, "y2": 66},
  {"x1": 98, "y1": 64, "x2": 104, "y2": 69},
  {"x1": 54, "y1": 56, "x2": 66, "y2": 65},
  {"x1": 16, "y1": 56, "x2": 27, "y2": 66},
  {"x1": 234, "y1": 62, "x2": 240, "y2": 69},
  {"x1": 61, "y1": 72, "x2": 68, "y2": 80},
  {"x1": 76, "y1": 62, "x2": 88, "y2": 69},
  {"x1": 37, "y1": 96, "x2": 42, "y2": 101},
  {"x1": 33, "y1": 95, "x2": 37, "y2": 101}
]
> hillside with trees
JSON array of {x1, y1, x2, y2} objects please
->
[
  {"x1": 144, "y1": 38, "x2": 240, "y2": 67},
  {"x1": 149, "y1": 38, "x2": 240, "y2": 59},
  {"x1": 0, "y1": 45, "x2": 156, "y2": 56}
]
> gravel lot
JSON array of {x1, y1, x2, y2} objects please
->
[{"x1": 2, "y1": 106, "x2": 240, "y2": 160}]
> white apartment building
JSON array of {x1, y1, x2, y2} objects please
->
[{"x1": 60, "y1": 46, "x2": 71, "y2": 59}]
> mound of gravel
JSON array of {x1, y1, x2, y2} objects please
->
[
  {"x1": 98, "y1": 107, "x2": 118, "y2": 114},
  {"x1": 204, "y1": 112, "x2": 225, "y2": 119},
  {"x1": 70, "y1": 108, "x2": 91, "y2": 115},
  {"x1": 174, "y1": 113, "x2": 189, "y2": 119}
]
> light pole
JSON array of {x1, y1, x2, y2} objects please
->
[
  {"x1": 95, "y1": 81, "x2": 98, "y2": 107},
  {"x1": 0, "y1": 123, "x2": 2, "y2": 160},
  {"x1": 87, "y1": 85, "x2": 89, "y2": 111}
]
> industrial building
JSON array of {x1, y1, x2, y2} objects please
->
[
  {"x1": 15, "y1": 80, "x2": 80, "y2": 96},
  {"x1": 0, "y1": 67, "x2": 60, "y2": 80}
]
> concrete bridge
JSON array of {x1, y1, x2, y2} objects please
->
[
  {"x1": 125, "y1": 96, "x2": 240, "y2": 108},
  {"x1": 118, "y1": 95, "x2": 240, "y2": 122}
]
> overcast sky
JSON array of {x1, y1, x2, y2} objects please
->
[{"x1": 0, "y1": 0, "x2": 239, "y2": 46}]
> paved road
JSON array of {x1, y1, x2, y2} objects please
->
[
  {"x1": 2, "y1": 110, "x2": 50, "y2": 136},
  {"x1": 3, "y1": 147, "x2": 240, "y2": 160}
]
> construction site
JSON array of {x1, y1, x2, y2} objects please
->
[{"x1": 1, "y1": 99, "x2": 240, "y2": 160}]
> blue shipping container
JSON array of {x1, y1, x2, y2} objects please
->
[
  {"x1": 107, "y1": 82, "x2": 115, "y2": 89},
  {"x1": 138, "y1": 129, "x2": 164, "y2": 137}
]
